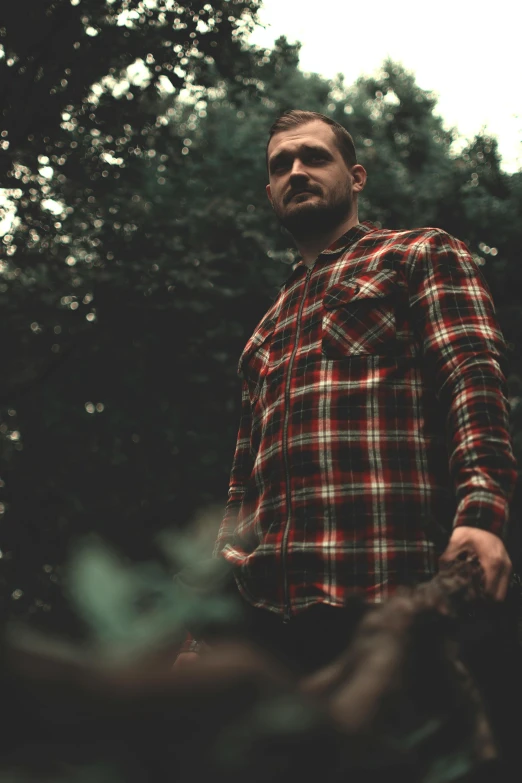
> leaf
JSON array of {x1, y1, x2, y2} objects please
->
[
  {"x1": 66, "y1": 536, "x2": 239, "y2": 661},
  {"x1": 423, "y1": 751, "x2": 474, "y2": 783}
]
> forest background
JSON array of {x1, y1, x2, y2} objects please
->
[{"x1": 1, "y1": 0, "x2": 521, "y2": 636}]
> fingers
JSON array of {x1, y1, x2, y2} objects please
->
[
  {"x1": 439, "y1": 526, "x2": 512, "y2": 602},
  {"x1": 475, "y1": 548, "x2": 511, "y2": 601},
  {"x1": 487, "y1": 557, "x2": 512, "y2": 602}
]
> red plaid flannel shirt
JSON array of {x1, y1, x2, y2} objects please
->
[{"x1": 213, "y1": 222, "x2": 517, "y2": 616}]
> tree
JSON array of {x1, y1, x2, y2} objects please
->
[
  {"x1": 0, "y1": 0, "x2": 261, "y2": 398},
  {"x1": 0, "y1": 0, "x2": 264, "y2": 626}
]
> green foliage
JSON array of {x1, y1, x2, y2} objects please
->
[
  {"x1": 5, "y1": 531, "x2": 239, "y2": 666},
  {"x1": 0, "y1": 0, "x2": 262, "y2": 628},
  {"x1": 422, "y1": 752, "x2": 476, "y2": 783},
  {"x1": 65, "y1": 536, "x2": 237, "y2": 659},
  {"x1": 328, "y1": 61, "x2": 456, "y2": 229}
]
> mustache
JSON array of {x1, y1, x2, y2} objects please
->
[{"x1": 284, "y1": 185, "x2": 322, "y2": 204}]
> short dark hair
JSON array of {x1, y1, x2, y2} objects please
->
[{"x1": 267, "y1": 110, "x2": 357, "y2": 171}]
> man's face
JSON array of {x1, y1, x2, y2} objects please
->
[{"x1": 266, "y1": 120, "x2": 363, "y2": 240}]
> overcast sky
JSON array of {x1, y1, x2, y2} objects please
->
[{"x1": 248, "y1": 0, "x2": 522, "y2": 172}]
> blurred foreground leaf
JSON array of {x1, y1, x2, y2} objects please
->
[{"x1": 64, "y1": 535, "x2": 239, "y2": 660}]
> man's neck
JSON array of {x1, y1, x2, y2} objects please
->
[{"x1": 294, "y1": 213, "x2": 360, "y2": 268}]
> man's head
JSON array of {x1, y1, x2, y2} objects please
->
[{"x1": 266, "y1": 110, "x2": 366, "y2": 241}]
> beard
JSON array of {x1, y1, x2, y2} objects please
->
[{"x1": 273, "y1": 182, "x2": 354, "y2": 241}]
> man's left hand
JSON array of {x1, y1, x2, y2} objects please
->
[{"x1": 439, "y1": 526, "x2": 512, "y2": 601}]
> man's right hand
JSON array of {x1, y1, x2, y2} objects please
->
[
  {"x1": 439, "y1": 525, "x2": 512, "y2": 601},
  {"x1": 172, "y1": 651, "x2": 201, "y2": 670}
]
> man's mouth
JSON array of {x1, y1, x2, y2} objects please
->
[{"x1": 287, "y1": 190, "x2": 317, "y2": 203}]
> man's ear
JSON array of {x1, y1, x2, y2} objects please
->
[
  {"x1": 351, "y1": 164, "x2": 367, "y2": 194},
  {"x1": 266, "y1": 183, "x2": 274, "y2": 207}
]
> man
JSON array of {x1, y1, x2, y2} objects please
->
[{"x1": 176, "y1": 110, "x2": 517, "y2": 673}]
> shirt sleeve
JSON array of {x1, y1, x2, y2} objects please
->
[
  {"x1": 213, "y1": 380, "x2": 254, "y2": 556},
  {"x1": 408, "y1": 229, "x2": 518, "y2": 539}
]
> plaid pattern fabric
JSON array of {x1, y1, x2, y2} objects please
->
[{"x1": 214, "y1": 222, "x2": 517, "y2": 615}]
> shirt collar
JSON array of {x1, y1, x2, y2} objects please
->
[
  {"x1": 321, "y1": 220, "x2": 378, "y2": 255},
  {"x1": 284, "y1": 221, "x2": 379, "y2": 283}
]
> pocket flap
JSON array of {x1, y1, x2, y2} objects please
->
[
  {"x1": 238, "y1": 317, "x2": 276, "y2": 376},
  {"x1": 323, "y1": 269, "x2": 402, "y2": 310}
]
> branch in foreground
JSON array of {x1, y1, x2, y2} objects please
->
[
  {"x1": 302, "y1": 557, "x2": 497, "y2": 777},
  {"x1": 0, "y1": 558, "x2": 504, "y2": 783}
]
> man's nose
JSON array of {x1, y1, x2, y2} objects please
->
[{"x1": 289, "y1": 158, "x2": 308, "y2": 178}]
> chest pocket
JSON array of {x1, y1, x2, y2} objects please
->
[
  {"x1": 238, "y1": 317, "x2": 276, "y2": 404},
  {"x1": 322, "y1": 269, "x2": 404, "y2": 358}
]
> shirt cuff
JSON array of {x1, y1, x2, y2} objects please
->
[{"x1": 453, "y1": 491, "x2": 510, "y2": 539}]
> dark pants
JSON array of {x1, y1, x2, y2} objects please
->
[
  {"x1": 184, "y1": 561, "x2": 369, "y2": 675},
  {"x1": 232, "y1": 597, "x2": 369, "y2": 675}
]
